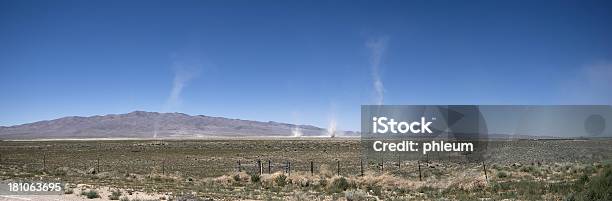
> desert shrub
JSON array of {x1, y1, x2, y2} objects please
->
[
  {"x1": 250, "y1": 173, "x2": 261, "y2": 183},
  {"x1": 81, "y1": 190, "x2": 100, "y2": 199},
  {"x1": 393, "y1": 187, "x2": 409, "y2": 194},
  {"x1": 293, "y1": 191, "x2": 311, "y2": 201},
  {"x1": 233, "y1": 174, "x2": 241, "y2": 182},
  {"x1": 365, "y1": 184, "x2": 382, "y2": 197},
  {"x1": 580, "y1": 165, "x2": 595, "y2": 174},
  {"x1": 327, "y1": 177, "x2": 349, "y2": 193},
  {"x1": 109, "y1": 189, "x2": 122, "y2": 200},
  {"x1": 309, "y1": 178, "x2": 325, "y2": 191},
  {"x1": 175, "y1": 193, "x2": 208, "y2": 201},
  {"x1": 275, "y1": 174, "x2": 287, "y2": 187},
  {"x1": 417, "y1": 186, "x2": 436, "y2": 194},
  {"x1": 50, "y1": 168, "x2": 67, "y2": 176},
  {"x1": 345, "y1": 189, "x2": 367, "y2": 201},
  {"x1": 119, "y1": 197, "x2": 130, "y2": 201},
  {"x1": 548, "y1": 181, "x2": 574, "y2": 194},
  {"x1": 514, "y1": 181, "x2": 545, "y2": 200},
  {"x1": 131, "y1": 199, "x2": 162, "y2": 201},
  {"x1": 319, "y1": 164, "x2": 333, "y2": 178},
  {"x1": 64, "y1": 188, "x2": 74, "y2": 194},
  {"x1": 571, "y1": 165, "x2": 612, "y2": 201},
  {"x1": 520, "y1": 165, "x2": 544, "y2": 177},
  {"x1": 491, "y1": 164, "x2": 501, "y2": 170},
  {"x1": 490, "y1": 181, "x2": 505, "y2": 193},
  {"x1": 320, "y1": 178, "x2": 328, "y2": 187},
  {"x1": 149, "y1": 174, "x2": 176, "y2": 182},
  {"x1": 577, "y1": 174, "x2": 589, "y2": 184},
  {"x1": 564, "y1": 193, "x2": 576, "y2": 201},
  {"x1": 286, "y1": 178, "x2": 293, "y2": 186},
  {"x1": 497, "y1": 171, "x2": 510, "y2": 178},
  {"x1": 520, "y1": 165, "x2": 536, "y2": 173}
]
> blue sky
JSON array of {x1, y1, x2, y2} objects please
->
[{"x1": 1, "y1": 0, "x2": 611, "y2": 130}]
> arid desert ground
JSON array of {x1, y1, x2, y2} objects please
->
[{"x1": 1, "y1": 139, "x2": 611, "y2": 200}]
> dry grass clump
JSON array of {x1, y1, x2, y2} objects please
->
[
  {"x1": 287, "y1": 171, "x2": 320, "y2": 187},
  {"x1": 146, "y1": 173, "x2": 180, "y2": 182},
  {"x1": 259, "y1": 172, "x2": 286, "y2": 187},
  {"x1": 216, "y1": 170, "x2": 430, "y2": 196},
  {"x1": 355, "y1": 172, "x2": 422, "y2": 191},
  {"x1": 319, "y1": 164, "x2": 334, "y2": 178},
  {"x1": 109, "y1": 189, "x2": 122, "y2": 200},
  {"x1": 344, "y1": 189, "x2": 368, "y2": 201},
  {"x1": 449, "y1": 174, "x2": 487, "y2": 191},
  {"x1": 214, "y1": 171, "x2": 250, "y2": 185}
]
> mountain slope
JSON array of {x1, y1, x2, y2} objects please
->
[{"x1": 0, "y1": 111, "x2": 345, "y2": 139}]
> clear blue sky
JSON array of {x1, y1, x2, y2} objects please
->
[{"x1": 1, "y1": 0, "x2": 611, "y2": 130}]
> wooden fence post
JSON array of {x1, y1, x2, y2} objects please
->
[
  {"x1": 337, "y1": 160, "x2": 340, "y2": 176},
  {"x1": 162, "y1": 160, "x2": 165, "y2": 175},
  {"x1": 381, "y1": 156, "x2": 384, "y2": 173},
  {"x1": 43, "y1": 152, "x2": 46, "y2": 171},
  {"x1": 398, "y1": 154, "x2": 401, "y2": 169},
  {"x1": 482, "y1": 161, "x2": 488, "y2": 182},
  {"x1": 310, "y1": 161, "x2": 314, "y2": 176},
  {"x1": 96, "y1": 155, "x2": 100, "y2": 173},
  {"x1": 96, "y1": 143, "x2": 101, "y2": 173},
  {"x1": 237, "y1": 160, "x2": 241, "y2": 172},
  {"x1": 268, "y1": 160, "x2": 271, "y2": 174},
  {"x1": 360, "y1": 158, "x2": 364, "y2": 176},
  {"x1": 288, "y1": 161, "x2": 291, "y2": 176}
]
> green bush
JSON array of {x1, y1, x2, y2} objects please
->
[
  {"x1": 417, "y1": 186, "x2": 436, "y2": 194},
  {"x1": 518, "y1": 165, "x2": 544, "y2": 177},
  {"x1": 250, "y1": 173, "x2": 261, "y2": 183},
  {"x1": 572, "y1": 165, "x2": 612, "y2": 201},
  {"x1": 109, "y1": 189, "x2": 122, "y2": 200},
  {"x1": 497, "y1": 171, "x2": 510, "y2": 178},
  {"x1": 320, "y1": 178, "x2": 328, "y2": 187},
  {"x1": 275, "y1": 174, "x2": 287, "y2": 187},
  {"x1": 175, "y1": 193, "x2": 208, "y2": 201},
  {"x1": 365, "y1": 184, "x2": 382, "y2": 197},
  {"x1": 327, "y1": 177, "x2": 349, "y2": 193},
  {"x1": 520, "y1": 165, "x2": 536, "y2": 173},
  {"x1": 81, "y1": 190, "x2": 100, "y2": 199},
  {"x1": 577, "y1": 174, "x2": 589, "y2": 185}
]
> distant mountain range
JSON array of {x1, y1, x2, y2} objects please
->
[{"x1": 0, "y1": 111, "x2": 357, "y2": 139}]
